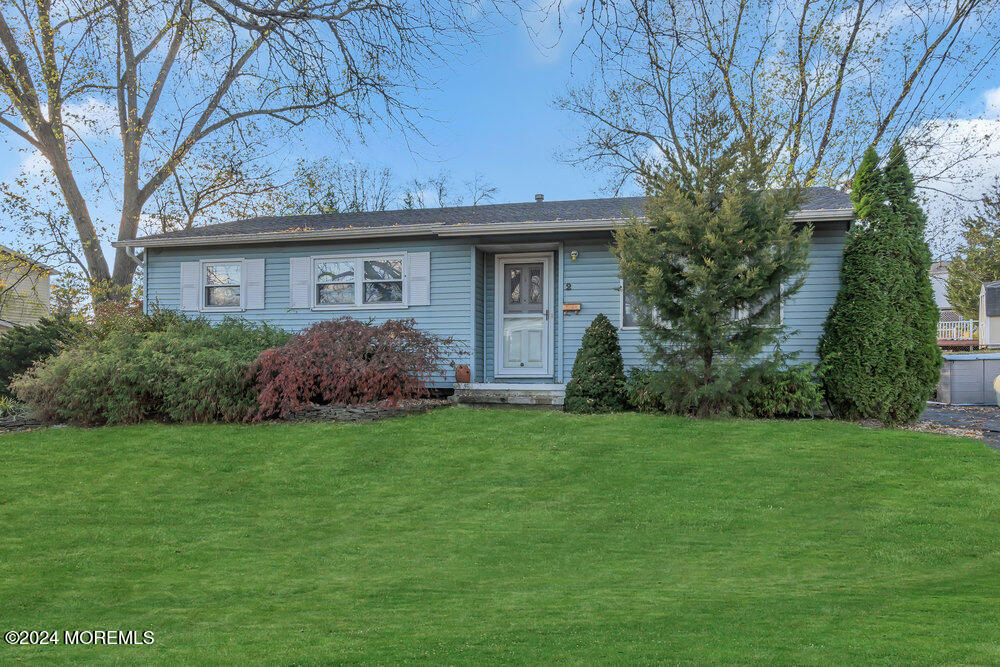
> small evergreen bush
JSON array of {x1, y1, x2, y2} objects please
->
[
  {"x1": 564, "y1": 313, "x2": 627, "y2": 413},
  {"x1": 624, "y1": 368, "x2": 664, "y2": 413},
  {"x1": 739, "y1": 364, "x2": 823, "y2": 419},
  {"x1": 252, "y1": 317, "x2": 456, "y2": 420},
  {"x1": 12, "y1": 314, "x2": 289, "y2": 425},
  {"x1": 0, "y1": 313, "x2": 85, "y2": 397}
]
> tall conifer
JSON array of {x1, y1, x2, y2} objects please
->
[{"x1": 819, "y1": 145, "x2": 940, "y2": 423}]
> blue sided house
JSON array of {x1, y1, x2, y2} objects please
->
[{"x1": 119, "y1": 189, "x2": 853, "y2": 404}]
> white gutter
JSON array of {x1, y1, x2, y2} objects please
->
[
  {"x1": 114, "y1": 223, "x2": 442, "y2": 248},
  {"x1": 114, "y1": 209, "x2": 854, "y2": 249}
]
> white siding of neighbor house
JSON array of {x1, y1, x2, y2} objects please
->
[
  {"x1": 144, "y1": 222, "x2": 847, "y2": 386},
  {"x1": 0, "y1": 261, "x2": 51, "y2": 327}
]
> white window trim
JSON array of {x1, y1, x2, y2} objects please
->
[
  {"x1": 310, "y1": 251, "x2": 408, "y2": 311},
  {"x1": 200, "y1": 258, "x2": 245, "y2": 312},
  {"x1": 619, "y1": 278, "x2": 639, "y2": 330},
  {"x1": 734, "y1": 287, "x2": 785, "y2": 326}
]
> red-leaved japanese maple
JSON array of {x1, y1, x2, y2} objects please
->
[{"x1": 252, "y1": 317, "x2": 456, "y2": 420}]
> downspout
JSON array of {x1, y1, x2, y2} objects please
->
[
  {"x1": 558, "y1": 241, "x2": 565, "y2": 384},
  {"x1": 123, "y1": 246, "x2": 146, "y2": 314},
  {"x1": 469, "y1": 245, "x2": 477, "y2": 383}
]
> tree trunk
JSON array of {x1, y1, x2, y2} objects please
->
[{"x1": 43, "y1": 144, "x2": 112, "y2": 287}]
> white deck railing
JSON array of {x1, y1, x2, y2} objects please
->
[{"x1": 938, "y1": 320, "x2": 977, "y2": 340}]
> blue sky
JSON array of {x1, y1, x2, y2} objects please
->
[
  {"x1": 277, "y1": 14, "x2": 626, "y2": 205},
  {"x1": 2, "y1": 8, "x2": 1000, "y2": 261}
]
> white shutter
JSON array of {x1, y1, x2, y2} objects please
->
[
  {"x1": 406, "y1": 252, "x2": 431, "y2": 306},
  {"x1": 289, "y1": 256, "x2": 312, "y2": 309},
  {"x1": 180, "y1": 261, "x2": 200, "y2": 311},
  {"x1": 245, "y1": 258, "x2": 265, "y2": 310}
]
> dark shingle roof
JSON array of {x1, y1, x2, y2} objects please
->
[{"x1": 132, "y1": 187, "x2": 850, "y2": 244}]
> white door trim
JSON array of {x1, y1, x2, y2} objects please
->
[{"x1": 494, "y1": 252, "x2": 554, "y2": 378}]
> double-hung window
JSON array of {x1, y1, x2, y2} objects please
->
[
  {"x1": 312, "y1": 255, "x2": 405, "y2": 308},
  {"x1": 620, "y1": 277, "x2": 670, "y2": 330},
  {"x1": 203, "y1": 260, "x2": 242, "y2": 309},
  {"x1": 621, "y1": 279, "x2": 643, "y2": 329}
]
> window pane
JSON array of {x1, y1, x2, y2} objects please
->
[
  {"x1": 316, "y1": 260, "x2": 354, "y2": 284},
  {"x1": 364, "y1": 259, "x2": 402, "y2": 281},
  {"x1": 364, "y1": 281, "x2": 403, "y2": 304},
  {"x1": 508, "y1": 267, "x2": 521, "y2": 303},
  {"x1": 529, "y1": 267, "x2": 542, "y2": 303},
  {"x1": 317, "y1": 283, "x2": 354, "y2": 305},
  {"x1": 205, "y1": 285, "x2": 240, "y2": 307},
  {"x1": 623, "y1": 288, "x2": 641, "y2": 328},
  {"x1": 205, "y1": 262, "x2": 240, "y2": 286}
]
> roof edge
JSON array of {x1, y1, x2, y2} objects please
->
[{"x1": 116, "y1": 208, "x2": 855, "y2": 249}]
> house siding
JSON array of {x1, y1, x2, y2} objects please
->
[
  {"x1": 144, "y1": 221, "x2": 846, "y2": 388},
  {"x1": 560, "y1": 224, "x2": 846, "y2": 370},
  {"x1": 0, "y1": 263, "x2": 50, "y2": 327},
  {"x1": 146, "y1": 238, "x2": 476, "y2": 384}
]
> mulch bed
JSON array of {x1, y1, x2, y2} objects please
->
[
  {"x1": 0, "y1": 399, "x2": 451, "y2": 434},
  {"x1": 0, "y1": 413, "x2": 44, "y2": 434},
  {"x1": 282, "y1": 398, "x2": 451, "y2": 423}
]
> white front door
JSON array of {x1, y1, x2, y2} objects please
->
[{"x1": 495, "y1": 254, "x2": 552, "y2": 377}]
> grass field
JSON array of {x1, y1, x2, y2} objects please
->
[{"x1": 2, "y1": 407, "x2": 1000, "y2": 663}]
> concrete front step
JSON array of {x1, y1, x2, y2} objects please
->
[{"x1": 450, "y1": 383, "x2": 566, "y2": 408}]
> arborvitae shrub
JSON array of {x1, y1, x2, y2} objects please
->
[
  {"x1": 818, "y1": 145, "x2": 940, "y2": 424},
  {"x1": 564, "y1": 313, "x2": 627, "y2": 413}
]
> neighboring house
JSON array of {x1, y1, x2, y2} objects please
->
[
  {"x1": 0, "y1": 246, "x2": 53, "y2": 332},
  {"x1": 117, "y1": 189, "x2": 853, "y2": 398},
  {"x1": 932, "y1": 260, "x2": 979, "y2": 348},
  {"x1": 930, "y1": 261, "x2": 960, "y2": 322}
]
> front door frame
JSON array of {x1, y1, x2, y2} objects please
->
[{"x1": 494, "y1": 252, "x2": 554, "y2": 378}]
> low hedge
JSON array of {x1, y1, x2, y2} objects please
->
[
  {"x1": 0, "y1": 313, "x2": 85, "y2": 397},
  {"x1": 12, "y1": 312, "x2": 289, "y2": 425}
]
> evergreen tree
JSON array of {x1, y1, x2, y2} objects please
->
[
  {"x1": 614, "y1": 110, "x2": 811, "y2": 417},
  {"x1": 564, "y1": 313, "x2": 627, "y2": 413},
  {"x1": 883, "y1": 143, "x2": 942, "y2": 422},
  {"x1": 818, "y1": 145, "x2": 940, "y2": 424},
  {"x1": 946, "y1": 182, "x2": 1000, "y2": 320}
]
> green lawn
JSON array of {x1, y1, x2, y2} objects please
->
[{"x1": 2, "y1": 408, "x2": 1000, "y2": 663}]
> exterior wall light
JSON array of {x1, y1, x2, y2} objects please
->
[{"x1": 570, "y1": 250, "x2": 579, "y2": 261}]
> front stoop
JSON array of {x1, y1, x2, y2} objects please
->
[{"x1": 450, "y1": 383, "x2": 566, "y2": 408}]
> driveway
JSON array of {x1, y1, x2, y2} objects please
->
[{"x1": 919, "y1": 404, "x2": 1000, "y2": 449}]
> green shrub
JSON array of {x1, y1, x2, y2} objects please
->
[
  {"x1": 818, "y1": 145, "x2": 940, "y2": 424},
  {"x1": 0, "y1": 395, "x2": 19, "y2": 418},
  {"x1": 624, "y1": 368, "x2": 665, "y2": 413},
  {"x1": 564, "y1": 313, "x2": 627, "y2": 413},
  {"x1": 0, "y1": 313, "x2": 85, "y2": 397},
  {"x1": 12, "y1": 314, "x2": 289, "y2": 425},
  {"x1": 739, "y1": 364, "x2": 824, "y2": 419}
]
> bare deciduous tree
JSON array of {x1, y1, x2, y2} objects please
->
[
  {"x1": 557, "y1": 0, "x2": 1000, "y2": 190},
  {"x1": 284, "y1": 159, "x2": 396, "y2": 215},
  {"x1": 0, "y1": 0, "x2": 511, "y2": 302},
  {"x1": 402, "y1": 171, "x2": 498, "y2": 208}
]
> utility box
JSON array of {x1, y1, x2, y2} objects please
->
[{"x1": 979, "y1": 282, "x2": 1000, "y2": 346}]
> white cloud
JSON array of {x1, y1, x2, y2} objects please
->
[
  {"x1": 62, "y1": 97, "x2": 119, "y2": 141},
  {"x1": 985, "y1": 86, "x2": 1000, "y2": 119},
  {"x1": 907, "y1": 116, "x2": 1000, "y2": 257}
]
